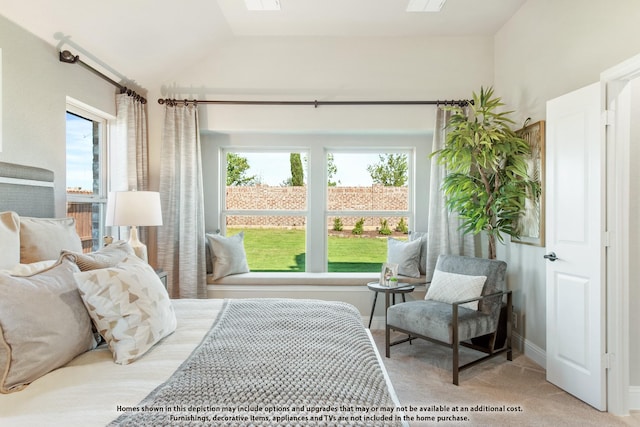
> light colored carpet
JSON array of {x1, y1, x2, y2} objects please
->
[{"x1": 371, "y1": 330, "x2": 640, "y2": 427}]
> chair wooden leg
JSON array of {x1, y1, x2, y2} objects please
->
[
  {"x1": 385, "y1": 324, "x2": 391, "y2": 358},
  {"x1": 453, "y1": 339, "x2": 459, "y2": 386},
  {"x1": 452, "y1": 304, "x2": 459, "y2": 385},
  {"x1": 506, "y1": 291, "x2": 513, "y2": 361}
]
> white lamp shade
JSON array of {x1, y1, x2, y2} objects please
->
[{"x1": 106, "y1": 191, "x2": 163, "y2": 227}]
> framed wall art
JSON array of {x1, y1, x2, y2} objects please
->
[{"x1": 513, "y1": 120, "x2": 545, "y2": 246}]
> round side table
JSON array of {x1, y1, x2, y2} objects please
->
[{"x1": 367, "y1": 282, "x2": 415, "y2": 328}]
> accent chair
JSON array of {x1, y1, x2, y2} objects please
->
[{"x1": 385, "y1": 254, "x2": 512, "y2": 385}]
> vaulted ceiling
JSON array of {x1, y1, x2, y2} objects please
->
[{"x1": 0, "y1": 0, "x2": 525, "y2": 89}]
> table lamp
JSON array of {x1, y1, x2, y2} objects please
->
[{"x1": 106, "y1": 191, "x2": 163, "y2": 262}]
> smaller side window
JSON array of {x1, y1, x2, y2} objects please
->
[{"x1": 65, "y1": 107, "x2": 108, "y2": 252}]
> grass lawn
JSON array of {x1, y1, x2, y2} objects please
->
[{"x1": 227, "y1": 228, "x2": 402, "y2": 272}]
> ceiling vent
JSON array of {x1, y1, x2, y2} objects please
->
[
  {"x1": 406, "y1": 0, "x2": 447, "y2": 12},
  {"x1": 244, "y1": 0, "x2": 281, "y2": 11}
]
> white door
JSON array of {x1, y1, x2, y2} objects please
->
[{"x1": 545, "y1": 82, "x2": 606, "y2": 411}]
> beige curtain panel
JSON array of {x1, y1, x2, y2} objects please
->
[{"x1": 157, "y1": 103, "x2": 206, "y2": 298}]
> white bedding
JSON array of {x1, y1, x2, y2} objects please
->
[{"x1": 0, "y1": 298, "x2": 224, "y2": 427}]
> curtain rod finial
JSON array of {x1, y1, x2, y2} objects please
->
[{"x1": 59, "y1": 50, "x2": 78, "y2": 64}]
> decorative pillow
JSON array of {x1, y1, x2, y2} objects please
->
[
  {"x1": 0, "y1": 256, "x2": 96, "y2": 393},
  {"x1": 205, "y1": 232, "x2": 250, "y2": 281},
  {"x1": 62, "y1": 240, "x2": 134, "y2": 271},
  {"x1": 409, "y1": 230, "x2": 428, "y2": 276},
  {"x1": 425, "y1": 269, "x2": 487, "y2": 310},
  {"x1": 0, "y1": 211, "x2": 20, "y2": 270},
  {"x1": 19, "y1": 216, "x2": 83, "y2": 264},
  {"x1": 4, "y1": 260, "x2": 57, "y2": 276},
  {"x1": 387, "y1": 237, "x2": 421, "y2": 278},
  {"x1": 74, "y1": 256, "x2": 177, "y2": 365}
]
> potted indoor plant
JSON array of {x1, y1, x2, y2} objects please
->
[{"x1": 432, "y1": 87, "x2": 537, "y2": 259}]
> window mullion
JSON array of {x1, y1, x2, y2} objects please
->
[{"x1": 306, "y1": 145, "x2": 326, "y2": 272}]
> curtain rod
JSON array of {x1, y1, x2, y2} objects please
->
[
  {"x1": 157, "y1": 98, "x2": 471, "y2": 108},
  {"x1": 59, "y1": 50, "x2": 147, "y2": 104}
]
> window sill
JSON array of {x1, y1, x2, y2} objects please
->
[{"x1": 207, "y1": 272, "x2": 427, "y2": 286}]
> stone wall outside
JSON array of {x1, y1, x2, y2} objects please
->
[{"x1": 225, "y1": 185, "x2": 409, "y2": 229}]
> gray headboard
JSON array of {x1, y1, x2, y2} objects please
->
[{"x1": 0, "y1": 161, "x2": 55, "y2": 217}]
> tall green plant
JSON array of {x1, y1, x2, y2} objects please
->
[
  {"x1": 432, "y1": 87, "x2": 536, "y2": 259},
  {"x1": 290, "y1": 153, "x2": 304, "y2": 186}
]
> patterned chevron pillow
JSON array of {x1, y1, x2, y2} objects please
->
[
  {"x1": 74, "y1": 255, "x2": 176, "y2": 364},
  {"x1": 425, "y1": 269, "x2": 487, "y2": 310}
]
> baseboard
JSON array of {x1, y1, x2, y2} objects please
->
[
  {"x1": 518, "y1": 333, "x2": 546, "y2": 368},
  {"x1": 629, "y1": 386, "x2": 640, "y2": 410}
]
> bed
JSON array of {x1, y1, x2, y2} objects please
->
[{"x1": 0, "y1": 161, "x2": 406, "y2": 427}]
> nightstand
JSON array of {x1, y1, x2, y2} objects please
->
[{"x1": 156, "y1": 270, "x2": 168, "y2": 288}]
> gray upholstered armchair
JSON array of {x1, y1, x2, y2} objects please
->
[{"x1": 385, "y1": 254, "x2": 512, "y2": 385}]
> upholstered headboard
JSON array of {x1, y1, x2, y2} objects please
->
[{"x1": 0, "y1": 161, "x2": 55, "y2": 217}]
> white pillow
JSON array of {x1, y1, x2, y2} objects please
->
[
  {"x1": 5, "y1": 260, "x2": 57, "y2": 276},
  {"x1": 62, "y1": 240, "x2": 134, "y2": 271},
  {"x1": 19, "y1": 216, "x2": 83, "y2": 263},
  {"x1": 409, "y1": 231, "x2": 427, "y2": 275},
  {"x1": 387, "y1": 237, "x2": 421, "y2": 278},
  {"x1": 74, "y1": 255, "x2": 177, "y2": 365},
  {"x1": 0, "y1": 256, "x2": 96, "y2": 393},
  {"x1": 206, "y1": 232, "x2": 250, "y2": 281},
  {"x1": 425, "y1": 269, "x2": 487, "y2": 310},
  {"x1": 0, "y1": 211, "x2": 20, "y2": 270}
]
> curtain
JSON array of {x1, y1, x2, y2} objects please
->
[
  {"x1": 112, "y1": 93, "x2": 149, "y2": 241},
  {"x1": 157, "y1": 103, "x2": 206, "y2": 299},
  {"x1": 113, "y1": 93, "x2": 148, "y2": 191},
  {"x1": 426, "y1": 107, "x2": 479, "y2": 280}
]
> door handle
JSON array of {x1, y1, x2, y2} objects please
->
[{"x1": 544, "y1": 252, "x2": 558, "y2": 262}]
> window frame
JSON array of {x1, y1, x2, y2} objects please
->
[
  {"x1": 211, "y1": 133, "x2": 429, "y2": 273},
  {"x1": 65, "y1": 98, "x2": 110, "y2": 252},
  {"x1": 324, "y1": 148, "x2": 414, "y2": 272}
]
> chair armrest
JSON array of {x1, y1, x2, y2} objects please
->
[
  {"x1": 451, "y1": 289, "x2": 512, "y2": 307},
  {"x1": 451, "y1": 290, "x2": 512, "y2": 352}
]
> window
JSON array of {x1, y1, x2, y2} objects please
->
[
  {"x1": 65, "y1": 102, "x2": 109, "y2": 253},
  {"x1": 222, "y1": 150, "x2": 308, "y2": 272},
  {"x1": 326, "y1": 151, "x2": 411, "y2": 272},
  {"x1": 213, "y1": 134, "x2": 426, "y2": 273}
]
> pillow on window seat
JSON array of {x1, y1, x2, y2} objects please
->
[
  {"x1": 387, "y1": 237, "x2": 422, "y2": 278},
  {"x1": 205, "y1": 232, "x2": 250, "y2": 281},
  {"x1": 409, "y1": 230, "x2": 428, "y2": 276}
]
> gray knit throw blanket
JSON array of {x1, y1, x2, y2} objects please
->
[{"x1": 110, "y1": 299, "x2": 403, "y2": 426}]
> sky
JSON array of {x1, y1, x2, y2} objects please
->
[
  {"x1": 243, "y1": 152, "x2": 379, "y2": 186},
  {"x1": 66, "y1": 112, "x2": 95, "y2": 191}
]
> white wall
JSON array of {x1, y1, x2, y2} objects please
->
[
  {"x1": 0, "y1": 15, "x2": 116, "y2": 215},
  {"x1": 630, "y1": 77, "x2": 640, "y2": 386},
  {"x1": 494, "y1": 0, "x2": 640, "y2": 378},
  {"x1": 148, "y1": 36, "x2": 494, "y2": 144}
]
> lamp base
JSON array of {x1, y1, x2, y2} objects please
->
[{"x1": 127, "y1": 225, "x2": 148, "y2": 263}]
